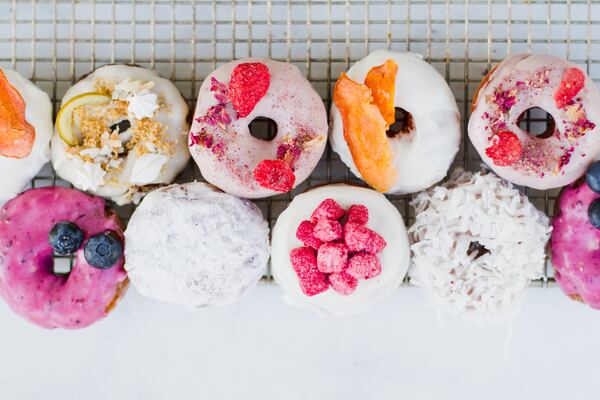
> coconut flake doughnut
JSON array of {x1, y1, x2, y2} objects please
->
[
  {"x1": 409, "y1": 169, "x2": 551, "y2": 323},
  {"x1": 0, "y1": 69, "x2": 52, "y2": 205},
  {"x1": 271, "y1": 184, "x2": 410, "y2": 317},
  {"x1": 189, "y1": 58, "x2": 328, "y2": 198},
  {"x1": 0, "y1": 187, "x2": 128, "y2": 329},
  {"x1": 124, "y1": 182, "x2": 270, "y2": 308},
  {"x1": 51, "y1": 64, "x2": 190, "y2": 205},
  {"x1": 330, "y1": 49, "x2": 461, "y2": 194},
  {"x1": 469, "y1": 54, "x2": 600, "y2": 190}
]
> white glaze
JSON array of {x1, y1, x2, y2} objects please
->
[{"x1": 330, "y1": 49, "x2": 461, "y2": 194}]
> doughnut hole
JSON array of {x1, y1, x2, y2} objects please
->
[
  {"x1": 249, "y1": 117, "x2": 278, "y2": 141},
  {"x1": 467, "y1": 241, "x2": 489, "y2": 259},
  {"x1": 386, "y1": 107, "x2": 415, "y2": 138},
  {"x1": 517, "y1": 107, "x2": 556, "y2": 139},
  {"x1": 52, "y1": 253, "x2": 73, "y2": 276}
]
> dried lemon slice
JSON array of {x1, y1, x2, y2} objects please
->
[{"x1": 56, "y1": 92, "x2": 111, "y2": 146}]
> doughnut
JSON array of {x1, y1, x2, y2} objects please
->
[
  {"x1": 124, "y1": 182, "x2": 270, "y2": 308},
  {"x1": 51, "y1": 64, "x2": 190, "y2": 205},
  {"x1": 189, "y1": 59, "x2": 328, "y2": 198},
  {"x1": 330, "y1": 49, "x2": 461, "y2": 194},
  {"x1": 0, "y1": 68, "x2": 53, "y2": 205},
  {"x1": 0, "y1": 187, "x2": 128, "y2": 329},
  {"x1": 271, "y1": 184, "x2": 410, "y2": 316},
  {"x1": 469, "y1": 54, "x2": 600, "y2": 190},
  {"x1": 409, "y1": 169, "x2": 551, "y2": 323}
]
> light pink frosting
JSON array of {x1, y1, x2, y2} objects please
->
[{"x1": 0, "y1": 187, "x2": 128, "y2": 329}]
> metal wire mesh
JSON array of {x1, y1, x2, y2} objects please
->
[{"x1": 2, "y1": 0, "x2": 599, "y2": 285}]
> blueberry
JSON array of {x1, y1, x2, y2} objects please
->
[
  {"x1": 588, "y1": 199, "x2": 600, "y2": 229},
  {"x1": 84, "y1": 232, "x2": 123, "y2": 269},
  {"x1": 586, "y1": 161, "x2": 600, "y2": 194},
  {"x1": 48, "y1": 222, "x2": 84, "y2": 255}
]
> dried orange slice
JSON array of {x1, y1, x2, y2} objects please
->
[
  {"x1": 364, "y1": 59, "x2": 398, "y2": 130},
  {"x1": 0, "y1": 70, "x2": 35, "y2": 159},
  {"x1": 333, "y1": 73, "x2": 398, "y2": 192}
]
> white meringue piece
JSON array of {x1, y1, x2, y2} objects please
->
[
  {"x1": 74, "y1": 162, "x2": 107, "y2": 191},
  {"x1": 130, "y1": 153, "x2": 168, "y2": 185},
  {"x1": 127, "y1": 92, "x2": 159, "y2": 120}
]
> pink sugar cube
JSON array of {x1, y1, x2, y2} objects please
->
[
  {"x1": 317, "y1": 242, "x2": 348, "y2": 273},
  {"x1": 295, "y1": 220, "x2": 323, "y2": 249},
  {"x1": 310, "y1": 198, "x2": 346, "y2": 222},
  {"x1": 289, "y1": 247, "x2": 329, "y2": 296},
  {"x1": 344, "y1": 223, "x2": 387, "y2": 254},
  {"x1": 329, "y1": 271, "x2": 358, "y2": 295},
  {"x1": 313, "y1": 219, "x2": 343, "y2": 242},
  {"x1": 347, "y1": 204, "x2": 369, "y2": 226},
  {"x1": 346, "y1": 252, "x2": 382, "y2": 280}
]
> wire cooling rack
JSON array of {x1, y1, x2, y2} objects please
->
[{"x1": 2, "y1": 0, "x2": 599, "y2": 285}]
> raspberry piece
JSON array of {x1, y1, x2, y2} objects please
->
[
  {"x1": 346, "y1": 252, "x2": 382, "y2": 280},
  {"x1": 484, "y1": 131, "x2": 522, "y2": 167},
  {"x1": 347, "y1": 204, "x2": 369, "y2": 226},
  {"x1": 344, "y1": 223, "x2": 387, "y2": 254},
  {"x1": 329, "y1": 271, "x2": 358, "y2": 296},
  {"x1": 295, "y1": 220, "x2": 322, "y2": 249},
  {"x1": 310, "y1": 199, "x2": 346, "y2": 222},
  {"x1": 313, "y1": 219, "x2": 343, "y2": 242},
  {"x1": 289, "y1": 247, "x2": 329, "y2": 297},
  {"x1": 228, "y1": 62, "x2": 270, "y2": 118},
  {"x1": 254, "y1": 159, "x2": 295, "y2": 192},
  {"x1": 554, "y1": 67, "x2": 585, "y2": 109},
  {"x1": 317, "y1": 242, "x2": 348, "y2": 273}
]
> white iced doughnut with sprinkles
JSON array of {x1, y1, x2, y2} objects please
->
[{"x1": 51, "y1": 65, "x2": 190, "y2": 205}]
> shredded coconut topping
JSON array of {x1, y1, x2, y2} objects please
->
[{"x1": 408, "y1": 169, "x2": 551, "y2": 323}]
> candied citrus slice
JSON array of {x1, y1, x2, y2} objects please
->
[
  {"x1": 364, "y1": 59, "x2": 398, "y2": 130},
  {"x1": 333, "y1": 73, "x2": 398, "y2": 192},
  {"x1": 56, "y1": 92, "x2": 111, "y2": 146},
  {"x1": 0, "y1": 70, "x2": 35, "y2": 159}
]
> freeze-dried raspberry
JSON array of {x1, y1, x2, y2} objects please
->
[
  {"x1": 317, "y1": 242, "x2": 348, "y2": 273},
  {"x1": 346, "y1": 204, "x2": 369, "y2": 225},
  {"x1": 554, "y1": 67, "x2": 585, "y2": 109},
  {"x1": 310, "y1": 199, "x2": 346, "y2": 222},
  {"x1": 329, "y1": 271, "x2": 358, "y2": 295},
  {"x1": 313, "y1": 219, "x2": 343, "y2": 242},
  {"x1": 296, "y1": 220, "x2": 322, "y2": 249},
  {"x1": 289, "y1": 247, "x2": 329, "y2": 296},
  {"x1": 346, "y1": 252, "x2": 382, "y2": 280},
  {"x1": 254, "y1": 159, "x2": 295, "y2": 192},
  {"x1": 229, "y1": 62, "x2": 270, "y2": 118},
  {"x1": 344, "y1": 223, "x2": 387, "y2": 254},
  {"x1": 485, "y1": 131, "x2": 522, "y2": 167}
]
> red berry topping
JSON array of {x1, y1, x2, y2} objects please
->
[
  {"x1": 228, "y1": 62, "x2": 270, "y2": 118},
  {"x1": 344, "y1": 223, "x2": 387, "y2": 254},
  {"x1": 310, "y1": 199, "x2": 346, "y2": 222},
  {"x1": 317, "y1": 242, "x2": 348, "y2": 273},
  {"x1": 484, "y1": 131, "x2": 522, "y2": 167},
  {"x1": 346, "y1": 252, "x2": 382, "y2": 280},
  {"x1": 554, "y1": 67, "x2": 585, "y2": 109},
  {"x1": 296, "y1": 220, "x2": 322, "y2": 249},
  {"x1": 313, "y1": 219, "x2": 343, "y2": 242},
  {"x1": 254, "y1": 159, "x2": 295, "y2": 192},
  {"x1": 289, "y1": 247, "x2": 329, "y2": 297},
  {"x1": 329, "y1": 271, "x2": 358, "y2": 296},
  {"x1": 346, "y1": 204, "x2": 369, "y2": 226}
]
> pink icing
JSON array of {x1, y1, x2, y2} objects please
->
[
  {"x1": 0, "y1": 187, "x2": 128, "y2": 329},
  {"x1": 551, "y1": 181, "x2": 600, "y2": 309}
]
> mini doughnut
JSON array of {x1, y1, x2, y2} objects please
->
[
  {"x1": 0, "y1": 68, "x2": 52, "y2": 205},
  {"x1": 271, "y1": 184, "x2": 410, "y2": 317},
  {"x1": 189, "y1": 59, "x2": 328, "y2": 198},
  {"x1": 52, "y1": 64, "x2": 190, "y2": 205},
  {"x1": 469, "y1": 54, "x2": 600, "y2": 190},
  {"x1": 330, "y1": 49, "x2": 461, "y2": 194},
  {"x1": 0, "y1": 187, "x2": 128, "y2": 329}
]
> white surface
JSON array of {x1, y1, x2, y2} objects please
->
[{"x1": 0, "y1": 286, "x2": 598, "y2": 400}]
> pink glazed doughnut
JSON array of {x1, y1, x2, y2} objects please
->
[
  {"x1": 0, "y1": 187, "x2": 128, "y2": 329},
  {"x1": 551, "y1": 180, "x2": 600, "y2": 309},
  {"x1": 469, "y1": 54, "x2": 600, "y2": 190},
  {"x1": 189, "y1": 59, "x2": 328, "y2": 198}
]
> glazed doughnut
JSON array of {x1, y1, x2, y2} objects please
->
[
  {"x1": 124, "y1": 182, "x2": 270, "y2": 308},
  {"x1": 0, "y1": 187, "x2": 128, "y2": 329},
  {"x1": 409, "y1": 169, "x2": 551, "y2": 323},
  {"x1": 271, "y1": 184, "x2": 410, "y2": 317},
  {"x1": 189, "y1": 59, "x2": 328, "y2": 198},
  {"x1": 330, "y1": 49, "x2": 461, "y2": 194},
  {"x1": 52, "y1": 64, "x2": 190, "y2": 205},
  {"x1": 0, "y1": 69, "x2": 52, "y2": 205},
  {"x1": 469, "y1": 54, "x2": 600, "y2": 190}
]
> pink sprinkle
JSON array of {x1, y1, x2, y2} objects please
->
[
  {"x1": 313, "y1": 219, "x2": 343, "y2": 242},
  {"x1": 317, "y1": 242, "x2": 348, "y2": 273},
  {"x1": 346, "y1": 204, "x2": 369, "y2": 226},
  {"x1": 289, "y1": 247, "x2": 329, "y2": 297},
  {"x1": 329, "y1": 272, "x2": 358, "y2": 296},
  {"x1": 344, "y1": 223, "x2": 387, "y2": 254},
  {"x1": 346, "y1": 252, "x2": 382, "y2": 280},
  {"x1": 310, "y1": 198, "x2": 346, "y2": 222},
  {"x1": 295, "y1": 220, "x2": 322, "y2": 249},
  {"x1": 210, "y1": 77, "x2": 229, "y2": 104}
]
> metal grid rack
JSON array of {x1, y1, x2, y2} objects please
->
[{"x1": 2, "y1": 0, "x2": 599, "y2": 284}]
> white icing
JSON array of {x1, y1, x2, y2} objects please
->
[
  {"x1": 130, "y1": 153, "x2": 168, "y2": 185},
  {"x1": 73, "y1": 162, "x2": 107, "y2": 191},
  {"x1": 408, "y1": 169, "x2": 552, "y2": 323},
  {"x1": 330, "y1": 49, "x2": 461, "y2": 195},
  {"x1": 271, "y1": 184, "x2": 410, "y2": 317},
  {"x1": 124, "y1": 182, "x2": 270, "y2": 309}
]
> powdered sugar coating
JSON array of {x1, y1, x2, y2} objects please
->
[
  {"x1": 409, "y1": 169, "x2": 551, "y2": 323},
  {"x1": 124, "y1": 182, "x2": 270, "y2": 309}
]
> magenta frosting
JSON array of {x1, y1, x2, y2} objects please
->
[
  {"x1": 0, "y1": 187, "x2": 128, "y2": 329},
  {"x1": 551, "y1": 181, "x2": 600, "y2": 309}
]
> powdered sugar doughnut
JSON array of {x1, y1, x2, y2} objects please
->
[
  {"x1": 124, "y1": 182, "x2": 270, "y2": 308},
  {"x1": 189, "y1": 59, "x2": 328, "y2": 198},
  {"x1": 409, "y1": 169, "x2": 551, "y2": 323},
  {"x1": 271, "y1": 184, "x2": 410, "y2": 317},
  {"x1": 469, "y1": 54, "x2": 600, "y2": 190}
]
